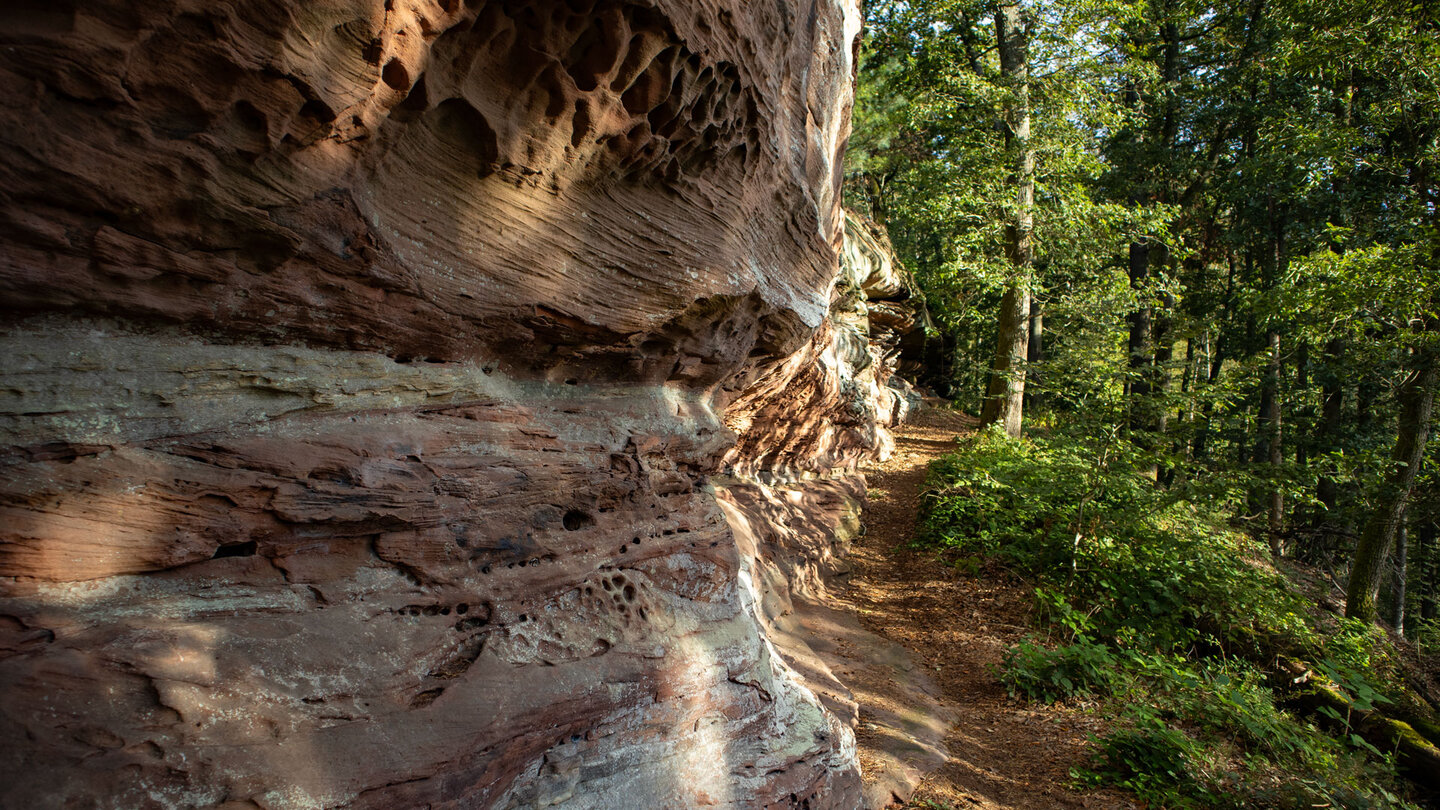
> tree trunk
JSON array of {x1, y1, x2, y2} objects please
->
[
  {"x1": 1346, "y1": 339, "x2": 1440, "y2": 622},
  {"x1": 981, "y1": 287, "x2": 1031, "y2": 435},
  {"x1": 980, "y1": 0, "x2": 1032, "y2": 438},
  {"x1": 1259, "y1": 204, "x2": 1286, "y2": 554},
  {"x1": 1193, "y1": 331, "x2": 1225, "y2": 462},
  {"x1": 1357, "y1": 377, "x2": 1380, "y2": 434},
  {"x1": 1126, "y1": 242, "x2": 1153, "y2": 434},
  {"x1": 1024, "y1": 303, "x2": 1044, "y2": 410},
  {"x1": 1420, "y1": 523, "x2": 1438, "y2": 624},
  {"x1": 1391, "y1": 521, "x2": 1408, "y2": 633},
  {"x1": 1293, "y1": 340, "x2": 1310, "y2": 527},
  {"x1": 1153, "y1": 295, "x2": 1176, "y2": 426},
  {"x1": 1262, "y1": 331, "x2": 1284, "y2": 555},
  {"x1": 1028, "y1": 305, "x2": 1044, "y2": 365},
  {"x1": 863, "y1": 172, "x2": 889, "y2": 221},
  {"x1": 1167, "y1": 337, "x2": 1200, "y2": 488},
  {"x1": 1276, "y1": 656, "x2": 1440, "y2": 795},
  {"x1": 1152, "y1": 284, "x2": 1176, "y2": 485},
  {"x1": 1315, "y1": 337, "x2": 1345, "y2": 525}
]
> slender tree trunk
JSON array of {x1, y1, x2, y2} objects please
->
[
  {"x1": 1153, "y1": 297, "x2": 1176, "y2": 424},
  {"x1": 956, "y1": 10, "x2": 987, "y2": 75},
  {"x1": 1391, "y1": 521, "x2": 1408, "y2": 633},
  {"x1": 1262, "y1": 331, "x2": 1284, "y2": 555},
  {"x1": 1357, "y1": 377, "x2": 1379, "y2": 434},
  {"x1": 980, "y1": 0, "x2": 1033, "y2": 438},
  {"x1": 1240, "y1": 251, "x2": 1259, "y2": 503},
  {"x1": 1315, "y1": 337, "x2": 1345, "y2": 524},
  {"x1": 1169, "y1": 337, "x2": 1199, "y2": 487},
  {"x1": 1024, "y1": 303, "x2": 1044, "y2": 411},
  {"x1": 1260, "y1": 205, "x2": 1287, "y2": 554},
  {"x1": 1028, "y1": 305, "x2": 1044, "y2": 366},
  {"x1": 1148, "y1": 5, "x2": 1177, "y2": 448},
  {"x1": 1123, "y1": 5, "x2": 1178, "y2": 437},
  {"x1": 1293, "y1": 340, "x2": 1310, "y2": 529},
  {"x1": 1181, "y1": 338, "x2": 1196, "y2": 396},
  {"x1": 1420, "y1": 523, "x2": 1438, "y2": 624},
  {"x1": 1193, "y1": 331, "x2": 1226, "y2": 462},
  {"x1": 1346, "y1": 339, "x2": 1440, "y2": 622},
  {"x1": 1127, "y1": 243, "x2": 1153, "y2": 434},
  {"x1": 1239, "y1": 404, "x2": 1254, "y2": 470},
  {"x1": 1152, "y1": 285, "x2": 1176, "y2": 486}
]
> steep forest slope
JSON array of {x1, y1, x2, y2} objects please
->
[{"x1": 0, "y1": 1, "x2": 931, "y2": 807}]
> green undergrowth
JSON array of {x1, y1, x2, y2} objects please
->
[{"x1": 919, "y1": 425, "x2": 1435, "y2": 809}]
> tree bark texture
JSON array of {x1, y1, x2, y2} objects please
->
[
  {"x1": 1126, "y1": 242, "x2": 1153, "y2": 433},
  {"x1": 980, "y1": 0, "x2": 1033, "y2": 438},
  {"x1": 982, "y1": 287, "x2": 1031, "y2": 436},
  {"x1": 1027, "y1": 305, "x2": 1044, "y2": 365},
  {"x1": 1315, "y1": 337, "x2": 1345, "y2": 526},
  {"x1": 1420, "y1": 523, "x2": 1438, "y2": 623},
  {"x1": 1346, "y1": 341, "x2": 1440, "y2": 622},
  {"x1": 1025, "y1": 303, "x2": 1044, "y2": 410},
  {"x1": 1262, "y1": 331, "x2": 1284, "y2": 555},
  {"x1": 1192, "y1": 332, "x2": 1225, "y2": 462},
  {"x1": 1391, "y1": 522, "x2": 1408, "y2": 633}
]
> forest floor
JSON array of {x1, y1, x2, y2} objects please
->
[{"x1": 842, "y1": 408, "x2": 1138, "y2": 810}]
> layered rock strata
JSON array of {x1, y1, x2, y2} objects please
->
[
  {"x1": 0, "y1": 1, "x2": 946, "y2": 807},
  {"x1": 715, "y1": 208, "x2": 939, "y2": 808},
  {"x1": 717, "y1": 208, "x2": 931, "y2": 632},
  {"x1": 724, "y1": 209, "x2": 929, "y2": 478}
]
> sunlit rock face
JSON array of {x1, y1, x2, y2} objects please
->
[
  {"x1": 0, "y1": 0, "x2": 866, "y2": 807},
  {"x1": 724, "y1": 210, "x2": 930, "y2": 479}
]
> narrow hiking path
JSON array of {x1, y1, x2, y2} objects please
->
[{"x1": 841, "y1": 408, "x2": 1137, "y2": 810}]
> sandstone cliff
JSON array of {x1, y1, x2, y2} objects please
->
[
  {"x1": 724, "y1": 209, "x2": 928, "y2": 480},
  {"x1": 0, "y1": 2, "x2": 926, "y2": 807}
]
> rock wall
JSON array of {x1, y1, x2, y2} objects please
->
[
  {"x1": 714, "y1": 207, "x2": 938, "y2": 810},
  {"x1": 0, "y1": 1, "x2": 923, "y2": 808},
  {"x1": 724, "y1": 209, "x2": 928, "y2": 478}
]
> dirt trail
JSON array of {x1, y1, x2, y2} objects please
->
[{"x1": 840, "y1": 408, "x2": 1136, "y2": 810}]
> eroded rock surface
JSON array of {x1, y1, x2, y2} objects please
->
[
  {"x1": 724, "y1": 210, "x2": 930, "y2": 478},
  {"x1": 0, "y1": 0, "x2": 874, "y2": 807}
]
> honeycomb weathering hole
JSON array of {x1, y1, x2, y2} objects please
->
[
  {"x1": 212, "y1": 541, "x2": 257, "y2": 559},
  {"x1": 430, "y1": 98, "x2": 500, "y2": 169},
  {"x1": 562, "y1": 509, "x2": 594, "y2": 530},
  {"x1": 382, "y1": 58, "x2": 411, "y2": 91}
]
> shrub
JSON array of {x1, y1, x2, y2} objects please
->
[
  {"x1": 919, "y1": 427, "x2": 1427, "y2": 808},
  {"x1": 998, "y1": 637, "x2": 1116, "y2": 703},
  {"x1": 1081, "y1": 723, "x2": 1199, "y2": 801}
]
